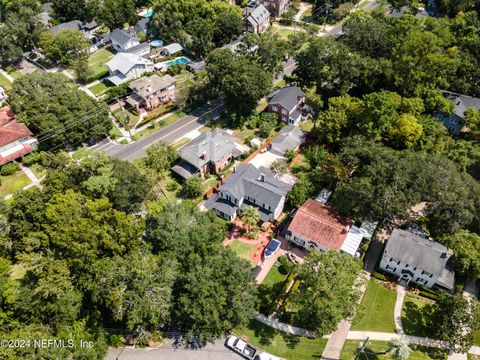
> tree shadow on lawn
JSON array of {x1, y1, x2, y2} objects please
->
[
  {"x1": 402, "y1": 301, "x2": 434, "y2": 337},
  {"x1": 280, "y1": 332, "x2": 300, "y2": 349},
  {"x1": 257, "y1": 282, "x2": 284, "y2": 316},
  {"x1": 252, "y1": 321, "x2": 277, "y2": 347}
]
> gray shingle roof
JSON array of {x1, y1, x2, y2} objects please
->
[
  {"x1": 383, "y1": 229, "x2": 452, "y2": 279},
  {"x1": 163, "y1": 43, "x2": 183, "y2": 55},
  {"x1": 135, "y1": 17, "x2": 151, "y2": 33},
  {"x1": 110, "y1": 28, "x2": 138, "y2": 46},
  {"x1": 217, "y1": 163, "x2": 291, "y2": 209},
  {"x1": 269, "y1": 86, "x2": 304, "y2": 112},
  {"x1": 246, "y1": 4, "x2": 270, "y2": 27},
  {"x1": 444, "y1": 91, "x2": 480, "y2": 118},
  {"x1": 272, "y1": 125, "x2": 305, "y2": 152},
  {"x1": 106, "y1": 53, "x2": 153, "y2": 75},
  {"x1": 50, "y1": 20, "x2": 83, "y2": 34},
  {"x1": 128, "y1": 74, "x2": 176, "y2": 98},
  {"x1": 125, "y1": 42, "x2": 150, "y2": 54},
  {"x1": 180, "y1": 129, "x2": 239, "y2": 169}
]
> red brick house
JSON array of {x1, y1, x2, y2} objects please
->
[
  {"x1": 259, "y1": 0, "x2": 291, "y2": 16},
  {"x1": 125, "y1": 74, "x2": 176, "y2": 112},
  {"x1": 268, "y1": 86, "x2": 305, "y2": 125},
  {"x1": 0, "y1": 106, "x2": 37, "y2": 165}
]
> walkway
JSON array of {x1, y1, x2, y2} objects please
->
[
  {"x1": 394, "y1": 285, "x2": 406, "y2": 334},
  {"x1": 254, "y1": 313, "x2": 316, "y2": 338},
  {"x1": 2, "y1": 165, "x2": 45, "y2": 201},
  {"x1": 0, "y1": 68, "x2": 14, "y2": 83},
  {"x1": 294, "y1": 2, "x2": 313, "y2": 21}
]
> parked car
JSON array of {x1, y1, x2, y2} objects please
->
[
  {"x1": 226, "y1": 335, "x2": 257, "y2": 359},
  {"x1": 264, "y1": 238, "x2": 281, "y2": 259},
  {"x1": 254, "y1": 352, "x2": 281, "y2": 360}
]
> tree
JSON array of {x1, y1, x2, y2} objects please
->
[
  {"x1": 182, "y1": 175, "x2": 203, "y2": 198},
  {"x1": 39, "y1": 30, "x2": 90, "y2": 65},
  {"x1": 72, "y1": 57, "x2": 94, "y2": 84},
  {"x1": 291, "y1": 251, "x2": 361, "y2": 336},
  {"x1": 241, "y1": 32, "x2": 288, "y2": 75},
  {"x1": 51, "y1": 0, "x2": 94, "y2": 22},
  {"x1": 213, "y1": 7, "x2": 243, "y2": 46},
  {"x1": 441, "y1": 230, "x2": 480, "y2": 278},
  {"x1": 388, "y1": 338, "x2": 412, "y2": 360},
  {"x1": 9, "y1": 72, "x2": 111, "y2": 150},
  {"x1": 288, "y1": 174, "x2": 316, "y2": 207},
  {"x1": 431, "y1": 292, "x2": 480, "y2": 353},
  {"x1": 186, "y1": 18, "x2": 214, "y2": 58},
  {"x1": 271, "y1": 159, "x2": 289, "y2": 174},
  {"x1": 240, "y1": 206, "x2": 260, "y2": 232},
  {"x1": 258, "y1": 112, "x2": 277, "y2": 138},
  {"x1": 97, "y1": 0, "x2": 137, "y2": 30},
  {"x1": 143, "y1": 141, "x2": 179, "y2": 178}
]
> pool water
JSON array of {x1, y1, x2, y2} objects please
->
[
  {"x1": 144, "y1": 10, "x2": 153, "y2": 17},
  {"x1": 164, "y1": 57, "x2": 190, "y2": 66}
]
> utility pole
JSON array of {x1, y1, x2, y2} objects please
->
[
  {"x1": 323, "y1": 3, "x2": 332, "y2": 31},
  {"x1": 115, "y1": 96, "x2": 132, "y2": 138},
  {"x1": 354, "y1": 336, "x2": 370, "y2": 360}
]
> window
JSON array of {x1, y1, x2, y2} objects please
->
[
  {"x1": 272, "y1": 105, "x2": 278, "y2": 111},
  {"x1": 397, "y1": 261, "x2": 401, "y2": 265},
  {"x1": 281, "y1": 109, "x2": 288, "y2": 114},
  {"x1": 421, "y1": 270, "x2": 431, "y2": 276},
  {"x1": 389, "y1": 258, "x2": 393, "y2": 262},
  {"x1": 386, "y1": 265, "x2": 396, "y2": 272}
]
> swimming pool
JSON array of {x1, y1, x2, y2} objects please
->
[
  {"x1": 154, "y1": 57, "x2": 191, "y2": 71},
  {"x1": 143, "y1": 10, "x2": 153, "y2": 17}
]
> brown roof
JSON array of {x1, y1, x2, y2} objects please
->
[
  {"x1": 128, "y1": 74, "x2": 176, "y2": 98},
  {"x1": 288, "y1": 198, "x2": 353, "y2": 251},
  {"x1": 0, "y1": 106, "x2": 34, "y2": 148}
]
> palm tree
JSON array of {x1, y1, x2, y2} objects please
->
[
  {"x1": 388, "y1": 338, "x2": 411, "y2": 360},
  {"x1": 240, "y1": 206, "x2": 260, "y2": 237}
]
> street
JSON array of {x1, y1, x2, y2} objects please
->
[
  {"x1": 105, "y1": 339, "x2": 240, "y2": 360},
  {"x1": 93, "y1": 98, "x2": 226, "y2": 161}
]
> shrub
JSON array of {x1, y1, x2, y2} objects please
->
[
  {"x1": 166, "y1": 180, "x2": 180, "y2": 192},
  {"x1": 0, "y1": 162, "x2": 18, "y2": 176},
  {"x1": 278, "y1": 255, "x2": 294, "y2": 275},
  {"x1": 182, "y1": 175, "x2": 203, "y2": 198},
  {"x1": 372, "y1": 272, "x2": 387, "y2": 281},
  {"x1": 285, "y1": 149, "x2": 297, "y2": 162},
  {"x1": 107, "y1": 334, "x2": 124, "y2": 347},
  {"x1": 22, "y1": 151, "x2": 45, "y2": 166}
]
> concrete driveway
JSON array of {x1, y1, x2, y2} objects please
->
[{"x1": 248, "y1": 150, "x2": 286, "y2": 169}]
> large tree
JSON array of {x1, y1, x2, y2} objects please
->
[
  {"x1": 9, "y1": 72, "x2": 111, "y2": 150},
  {"x1": 291, "y1": 251, "x2": 362, "y2": 336}
]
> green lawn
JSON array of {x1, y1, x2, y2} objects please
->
[
  {"x1": 474, "y1": 330, "x2": 480, "y2": 346},
  {"x1": 300, "y1": 8, "x2": 313, "y2": 21},
  {"x1": 262, "y1": 261, "x2": 287, "y2": 287},
  {"x1": 29, "y1": 163, "x2": 47, "y2": 179},
  {"x1": 351, "y1": 280, "x2": 397, "y2": 333},
  {"x1": 131, "y1": 111, "x2": 186, "y2": 141},
  {"x1": 88, "y1": 82, "x2": 109, "y2": 95},
  {"x1": 235, "y1": 319, "x2": 327, "y2": 360},
  {"x1": 257, "y1": 260, "x2": 289, "y2": 315},
  {"x1": 0, "y1": 72, "x2": 12, "y2": 92},
  {"x1": 272, "y1": 27, "x2": 297, "y2": 39},
  {"x1": 341, "y1": 340, "x2": 448, "y2": 360},
  {"x1": 5, "y1": 66, "x2": 23, "y2": 80},
  {"x1": 229, "y1": 240, "x2": 256, "y2": 265},
  {"x1": 402, "y1": 296, "x2": 432, "y2": 337},
  {"x1": 300, "y1": 119, "x2": 314, "y2": 132},
  {"x1": 108, "y1": 124, "x2": 123, "y2": 140},
  {"x1": 87, "y1": 49, "x2": 114, "y2": 77},
  {"x1": 0, "y1": 169, "x2": 31, "y2": 199}
]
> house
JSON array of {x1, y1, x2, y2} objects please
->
[
  {"x1": 38, "y1": 3, "x2": 52, "y2": 26},
  {"x1": 125, "y1": 74, "x2": 176, "y2": 112},
  {"x1": 50, "y1": 20, "x2": 99, "y2": 40},
  {"x1": 210, "y1": 163, "x2": 292, "y2": 222},
  {"x1": 162, "y1": 43, "x2": 184, "y2": 56},
  {"x1": 379, "y1": 229, "x2": 455, "y2": 292},
  {"x1": 135, "y1": 17, "x2": 151, "y2": 34},
  {"x1": 244, "y1": 4, "x2": 270, "y2": 33},
  {"x1": 268, "y1": 86, "x2": 305, "y2": 125},
  {"x1": 0, "y1": 106, "x2": 37, "y2": 165},
  {"x1": 259, "y1": 0, "x2": 291, "y2": 16},
  {"x1": 391, "y1": 5, "x2": 430, "y2": 18},
  {"x1": 172, "y1": 129, "x2": 244, "y2": 180},
  {"x1": 0, "y1": 87, "x2": 7, "y2": 103},
  {"x1": 109, "y1": 29, "x2": 141, "y2": 53},
  {"x1": 187, "y1": 60, "x2": 206, "y2": 73},
  {"x1": 106, "y1": 53, "x2": 154, "y2": 85},
  {"x1": 270, "y1": 125, "x2": 305, "y2": 155},
  {"x1": 436, "y1": 91, "x2": 480, "y2": 135}
]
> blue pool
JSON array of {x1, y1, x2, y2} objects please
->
[
  {"x1": 164, "y1": 57, "x2": 190, "y2": 66},
  {"x1": 143, "y1": 10, "x2": 153, "y2": 17}
]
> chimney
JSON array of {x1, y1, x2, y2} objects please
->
[
  {"x1": 260, "y1": 173, "x2": 265, "y2": 182},
  {"x1": 147, "y1": 85, "x2": 152, "y2": 93},
  {"x1": 202, "y1": 151, "x2": 208, "y2": 161}
]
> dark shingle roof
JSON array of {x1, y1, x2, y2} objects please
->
[
  {"x1": 135, "y1": 17, "x2": 151, "y2": 33},
  {"x1": 50, "y1": 20, "x2": 82, "y2": 34},
  {"x1": 383, "y1": 229, "x2": 452, "y2": 279},
  {"x1": 269, "y1": 86, "x2": 304, "y2": 112},
  {"x1": 443, "y1": 91, "x2": 480, "y2": 118},
  {"x1": 272, "y1": 125, "x2": 305, "y2": 152},
  {"x1": 110, "y1": 28, "x2": 138, "y2": 46},
  {"x1": 245, "y1": 4, "x2": 270, "y2": 27},
  {"x1": 125, "y1": 42, "x2": 150, "y2": 54}
]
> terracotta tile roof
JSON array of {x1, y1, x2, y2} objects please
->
[
  {"x1": 0, "y1": 106, "x2": 34, "y2": 148},
  {"x1": 0, "y1": 144, "x2": 33, "y2": 165},
  {"x1": 288, "y1": 198, "x2": 353, "y2": 251}
]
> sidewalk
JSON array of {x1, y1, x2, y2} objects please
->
[
  {"x1": 254, "y1": 313, "x2": 316, "y2": 338},
  {"x1": 0, "y1": 68, "x2": 14, "y2": 82},
  {"x1": 394, "y1": 285, "x2": 406, "y2": 334}
]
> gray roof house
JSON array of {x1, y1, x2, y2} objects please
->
[
  {"x1": 162, "y1": 43, "x2": 184, "y2": 56},
  {"x1": 109, "y1": 29, "x2": 150, "y2": 55},
  {"x1": 209, "y1": 163, "x2": 292, "y2": 222},
  {"x1": 172, "y1": 129, "x2": 243, "y2": 180},
  {"x1": 106, "y1": 53, "x2": 154, "y2": 85},
  {"x1": 270, "y1": 125, "x2": 305, "y2": 155},
  {"x1": 268, "y1": 86, "x2": 305, "y2": 125},
  {"x1": 38, "y1": 3, "x2": 52, "y2": 25},
  {"x1": 135, "y1": 17, "x2": 151, "y2": 34},
  {"x1": 50, "y1": 20, "x2": 99, "y2": 39},
  {"x1": 379, "y1": 229, "x2": 455, "y2": 292},
  {"x1": 436, "y1": 91, "x2": 480, "y2": 135},
  {"x1": 244, "y1": 4, "x2": 270, "y2": 33},
  {"x1": 391, "y1": 5, "x2": 429, "y2": 18}
]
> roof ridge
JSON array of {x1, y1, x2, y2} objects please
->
[{"x1": 298, "y1": 204, "x2": 348, "y2": 230}]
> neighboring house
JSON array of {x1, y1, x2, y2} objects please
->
[
  {"x1": 210, "y1": 163, "x2": 292, "y2": 222},
  {"x1": 391, "y1": 5, "x2": 430, "y2": 18},
  {"x1": 244, "y1": 4, "x2": 270, "y2": 33},
  {"x1": 125, "y1": 74, "x2": 176, "y2": 112},
  {"x1": 436, "y1": 91, "x2": 480, "y2": 135},
  {"x1": 379, "y1": 229, "x2": 455, "y2": 292},
  {"x1": 106, "y1": 53, "x2": 154, "y2": 85},
  {"x1": 270, "y1": 125, "x2": 305, "y2": 155},
  {"x1": 172, "y1": 129, "x2": 243, "y2": 179},
  {"x1": 0, "y1": 106, "x2": 37, "y2": 165},
  {"x1": 162, "y1": 43, "x2": 184, "y2": 56},
  {"x1": 268, "y1": 86, "x2": 305, "y2": 125},
  {"x1": 38, "y1": 3, "x2": 52, "y2": 26},
  {"x1": 187, "y1": 60, "x2": 206, "y2": 73},
  {"x1": 50, "y1": 20, "x2": 99, "y2": 40},
  {"x1": 0, "y1": 87, "x2": 7, "y2": 103},
  {"x1": 285, "y1": 198, "x2": 374, "y2": 256},
  {"x1": 259, "y1": 0, "x2": 290, "y2": 16},
  {"x1": 109, "y1": 29, "x2": 141, "y2": 53},
  {"x1": 135, "y1": 17, "x2": 151, "y2": 34}
]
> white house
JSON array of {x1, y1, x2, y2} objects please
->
[
  {"x1": 106, "y1": 53, "x2": 154, "y2": 85},
  {"x1": 109, "y1": 29, "x2": 141, "y2": 53},
  {"x1": 379, "y1": 229, "x2": 455, "y2": 292}
]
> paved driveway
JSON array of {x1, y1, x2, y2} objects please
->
[{"x1": 248, "y1": 150, "x2": 286, "y2": 169}]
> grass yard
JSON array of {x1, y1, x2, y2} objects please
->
[
  {"x1": 0, "y1": 72, "x2": 12, "y2": 91},
  {"x1": 228, "y1": 240, "x2": 256, "y2": 266},
  {"x1": 88, "y1": 82, "x2": 109, "y2": 95},
  {"x1": 474, "y1": 330, "x2": 480, "y2": 346},
  {"x1": 341, "y1": 340, "x2": 448, "y2": 360},
  {"x1": 131, "y1": 111, "x2": 186, "y2": 141},
  {"x1": 300, "y1": 118, "x2": 314, "y2": 132},
  {"x1": 351, "y1": 280, "x2": 397, "y2": 333},
  {"x1": 0, "y1": 170, "x2": 31, "y2": 199},
  {"x1": 87, "y1": 49, "x2": 114, "y2": 77},
  {"x1": 29, "y1": 163, "x2": 47, "y2": 179},
  {"x1": 262, "y1": 260, "x2": 287, "y2": 287},
  {"x1": 402, "y1": 296, "x2": 432, "y2": 337},
  {"x1": 5, "y1": 66, "x2": 23, "y2": 80},
  {"x1": 272, "y1": 26, "x2": 297, "y2": 39},
  {"x1": 235, "y1": 319, "x2": 327, "y2": 360},
  {"x1": 300, "y1": 7, "x2": 313, "y2": 21},
  {"x1": 257, "y1": 260, "x2": 289, "y2": 315},
  {"x1": 108, "y1": 124, "x2": 123, "y2": 140}
]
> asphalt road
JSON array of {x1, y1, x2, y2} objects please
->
[
  {"x1": 94, "y1": 98, "x2": 226, "y2": 161},
  {"x1": 105, "y1": 339, "x2": 241, "y2": 360}
]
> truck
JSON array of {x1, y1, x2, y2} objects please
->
[
  {"x1": 254, "y1": 352, "x2": 281, "y2": 360},
  {"x1": 226, "y1": 335, "x2": 257, "y2": 359}
]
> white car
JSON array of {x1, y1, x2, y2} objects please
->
[
  {"x1": 226, "y1": 335, "x2": 257, "y2": 359},
  {"x1": 254, "y1": 353, "x2": 281, "y2": 360}
]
